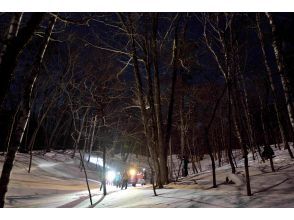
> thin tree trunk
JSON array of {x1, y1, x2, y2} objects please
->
[
  {"x1": 180, "y1": 96, "x2": 185, "y2": 157},
  {"x1": 217, "y1": 130, "x2": 222, "y2": 167},
  {"x1": 72, "y1": 108, "x2": 89, "y2": 158},
  {"x1": 46, "y1": 109, "x2": 66, "y2": 151},
  {"x1": 238, "y1": 70, "x2": 256, "y2": 160},
  {"x1": 165, "y1": 15, "x2": 180, "y2": 183},
  {"x1": 205, "y1": 84, "x2": 228, "y2": 188},
  {"x1": 231, "y1": 83, "x2": 252, "y2": 196},
  {"x1": 269, "y1": 156, "x2": 275, "y2": 172},
  {"x1": 88, "y1": 115, "x2": 97, "y2": 162},
  {"x1": 169, "y1": 136, "x2": 174, "y2": 179},
  {"x1": 205, "y1": 128, "x2": 216, "y2": 188},
  {"x1": 227, "y1": 83, "x2": 236, "y2": 173},
  {"x1": 147, "y1": 152, "x2": 157, "y2": 196},
  {"x1": 80, "y1": 126, "x2": 89, "y2": 171},
  {"x1": 102, "y1": 145, "x2": 107, "y2": 196},
  {"x1": 79, "y1": 149, "x2": 93, "y2": 205},
  {"x1": 175, "y1": 158, "x2": 183, "y2": 182},
  {"x1": 28, "y1": 96, "x2": 56, "y2": 173},
  {"x1": 5, "y1": 104, "x2": 21, "y2": 154},
  {"x1": 258, "y1": 93, "x2": 269, "y2": 162},
  {"x1": 151, "y1": 13, "x2": 168, "y2": 185},
  {"x1": 244, "y1": 152, "x2": 251, "y2": 195},
  {"x1": 187, "y1": 137, "x2": 198, "y2": 173}
]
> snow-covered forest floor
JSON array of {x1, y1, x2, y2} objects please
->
[
  {"x1": 0, "y1": 144, "x2": 294, "y2": 207},
  {"x1": 96, "y1": 145, "x2": 294, "y2": 208},
  {"x1": 0, "y1": 150, "x2": 120, "y2": 207}
]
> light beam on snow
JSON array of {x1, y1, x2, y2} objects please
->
[
  {"x1": 106, "y1": 170, "x2": 116, "y2": 182},
  {"x1": 87, "y1": 155, "x2": 110, "y2": 168}
]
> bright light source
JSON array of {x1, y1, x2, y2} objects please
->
[
  {"x1": 106, "y1": 170, "x2": 116, "y2": 182},
  {"x1": 129, "y1": 168, "x2": 136, "y2": 176}
]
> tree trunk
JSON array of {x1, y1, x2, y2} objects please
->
[
  {"x1": 169, "y1": 136, "x2": 174, "y2": 179},
  {"x1": 79, "y1": 149, "x2": 93, "y2": 205},
  {"x1": 175, "y1": 157, "x2": 183, "y2": 182},
  {"x1": 164, "y1": 16, "x2": 180, "y2": 183},
  {"x1": 151, "y1": 13, "x2": 168, "y2": 185},
  {"x1": 244, "y1": 151, "x2": 252, "y2": 196},
  {"x1": 28, "y1": 96, "x2": 56, "y2": 173},
  {"x1": 72, "y1": 108, "x2": 89, "y2": 158},
  {"x1": 205, "y1": 84, "x2": 227, "y2": 188},
  {"x1": 147, "y1": 153, "x2": 157, "y2": 196},
  {"x1": 80, "y1": 126, "x2": 89, "y2": 170},
  {"x1": 205, "y1": 128, "x2": 216, "y2": 188},
  {"x1": 88, "y1": 115, "x2": 97, "y2": 162},
  {"x1": 102, "y1": 145, "x2": 107, "y2": 196},
  {"x1": 5, "y1": 104, "x2": 20, "y2": 154},
  {"x1": 187, "y1": 137, "x2": 198, "y2": 173},
  {"x1": 269, "y1": 156, "x2": 275, "y2": 172},
  {"x1": 231, "y1": 83, "x2": 252, "y2": 196},
  {"x1": 46, "y1": 109, "x2": 66, "y2": 151},
  {"x1": 180, "y1": 96, "x2": 185, "y2": 157},
  {"x1": 237, "y1": 69, "x2": 256, "y2": 160},
  {"x1": 227, "y1": 83, "x2": 236, "y2": 174}
]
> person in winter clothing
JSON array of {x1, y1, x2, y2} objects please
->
[
  {"x1": 115, "y1": 172, "x2": 122, "y2": 188},
  {"x1": 121, "y1": 170, "x2": 129, "y2": 190},
  {"x1": 143, "y1": 169, "x2": 147, "y2": 180},
  {"x1": 262, "y1": 145, "x2": 275, "y2": 160}
]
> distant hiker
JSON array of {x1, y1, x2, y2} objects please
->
[
  {"x1": 115, "y1": 172, "x2": 122, "y2": 188},
  {"x1": 100, "y1": 180, "x2": 105, "y2": 191},
  {"x1": 143, "y1": 169, "x2": 147, "y2": 180},
  {"x1": 182, "y1": 155, "x2": 189, "y2": 177},
  {"x1": 132, "y1": 174, "x2": 137, "y2": 187},
  {"x1": 262, "y1": 145, "x2": 274, "y2": 160},
  {"x1": 121, "y1": 170, "x2": 129, "y2": 190}
]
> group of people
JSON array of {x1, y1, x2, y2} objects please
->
[
  {"x1": 113, "y1": 170, "x2": 129, "y2": 190},
  {"x1": 115, "y1": 168, "x2": 148, "y2": 189}
]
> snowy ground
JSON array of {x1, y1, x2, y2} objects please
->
[
  {"x1": 0, "y1": 151, "x2": 109, "y2": 207},
  {"x1": 0, "y1": 145, "x2": 294, "y2": 207},
  {"x1": 95, "y1": 147, "x2": 294, "y2": 208}
]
